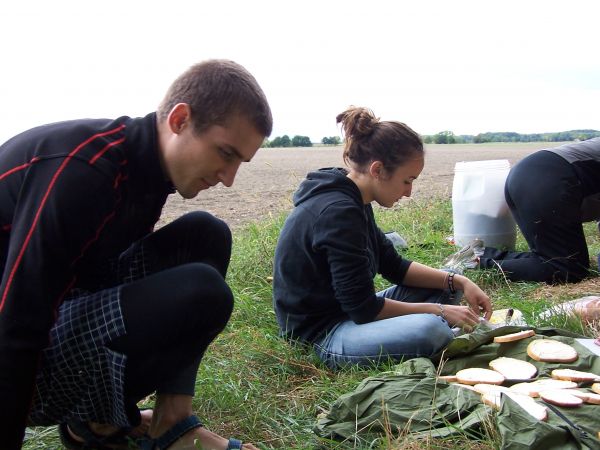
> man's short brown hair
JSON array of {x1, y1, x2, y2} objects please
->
[{"x1": 158, "y1": 59, "x2": 272, "y2": 137}]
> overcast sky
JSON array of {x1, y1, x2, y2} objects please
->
[{"x1": 1, "y1": 0, "x2": 599, "y2": 144}]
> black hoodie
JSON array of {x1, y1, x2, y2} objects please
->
[{"x1": 272, "y1": 167, "x2": 412, "y2": 343}]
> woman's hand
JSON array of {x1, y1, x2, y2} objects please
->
[
  {"x1": 455, "y1": 274, "x2": 493, "y2": 320},
  {"x1": 441, "y1": 304, "x2": 481, "y2": 328}
]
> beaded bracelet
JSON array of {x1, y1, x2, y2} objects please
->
[
  {"x1": 447, "y1": 272, "x2": 456, "y2": 302},
  {"x1": 438, "y1": 303, "x2": 446, "y2": 319},
  {"x1": 447, "y1": 272, "x2": 456, "y2": 294}
]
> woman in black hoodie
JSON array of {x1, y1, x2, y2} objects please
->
[{"x1": 273, "y1": 107, "x2": 492, "y2": 369}]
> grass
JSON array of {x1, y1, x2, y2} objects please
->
[{"x1": 24, "y1": 197, "x2": 600, "y2": 449}]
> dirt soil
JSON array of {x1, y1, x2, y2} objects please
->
[
  {"x1": 158, "y1": 143, "x2": 557, "y2": 229},
  {"x1": 161, "y1": 141, "x2": 600, "y2": 309}
]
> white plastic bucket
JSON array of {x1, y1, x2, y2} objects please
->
[{"x1": 452, "y1": 159, "x2": 516, "y2": 249}]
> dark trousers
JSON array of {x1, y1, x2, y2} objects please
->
[
  {"x1": 107, "y1": 211, "x2": 233, "y2": 423},
  {"x1": 479, "y1": 151, "x2": 589, "y2": 283}
]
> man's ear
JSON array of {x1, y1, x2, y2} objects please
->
[
  {"x1": 167, "y1": 103, "x2": 191, "y2": 134},
  {"x1": 368, "y1": 161, "x2": 384, "y2": 180}
]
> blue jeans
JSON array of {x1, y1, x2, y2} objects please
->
[{"x1": 313, "y1": 284, "x2": 461, "y2": 369}]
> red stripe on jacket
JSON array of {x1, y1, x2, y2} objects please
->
[
  {"x1": 0, "y1": 125, "x2": 126, "y2": 311},
  {"x1": 89, "y1": 137, "x2": 126, "y2": 165},
  {"x1": 0, "y1": 157, "x2": 40, "y2": 181}
]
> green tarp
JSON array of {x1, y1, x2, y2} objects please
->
[{"x1": 315, "y1": 326, "x2": 600, "y2": 449}]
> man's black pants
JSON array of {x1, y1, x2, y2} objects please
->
[{"x1": 479, "y1": 150, "x2": 590, "y2": 284}]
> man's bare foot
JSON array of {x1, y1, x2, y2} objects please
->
[
  {"x1": 147, "y1": 395, "x2": 258, "y2": 449},
  {"x1": 129, "y1": 408, "x2": 153, "y2": 437},
  {"x1": 67, "y1": 409, "x2": 153, "y2": 446}
]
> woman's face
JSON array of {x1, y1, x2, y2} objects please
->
[{"x1": 373, "y1": 156, "x2": 424, "y2": 207}]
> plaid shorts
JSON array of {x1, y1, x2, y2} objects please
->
[
  {"x1": 28, "y1": 240, "x2": 153, "y2": 427},
  {"x1": 28, "y1": 287, "x2": 128, "y2": 426}
]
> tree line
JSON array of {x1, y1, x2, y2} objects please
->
[
  {"x1": 263, "y1": 135, "x2": 311, "y2": 148},
  {"x1": 262, "y1": 130, "x2": 600, "y2": 148},
  {"x1": 262, "y1": 135, "x2": 341, "y2": 148},
  {"x1": 423, "y1": 129, "x2": 600, "y2": 144}
]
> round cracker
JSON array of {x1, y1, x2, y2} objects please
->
[
  {"x1": 551, "y1": 368, "x2": 600, "y2": 383},
  {"x1": 474, "y1": 383, "x2": 512, "y2": 395},
  {"x1": 482, "y1": 391, "x2": 503, "y2": 409},
  {"x1": 584, "y1": 393, "x2": 600, "y2": 405},
  {"x1": 527, "y1": 339, "x2": 578, "y2": 363},
  {"x1": 510, "y1": 379, "x2": 578, "y2": 397},
  {"x1": 562, "y1": 389, "x2": 591, "y2": 402},
  {"x1": 494, "y1": 329, "x2": 535, "y2": 343},
  {"x1": 456, "y1": 368, "x2": 505, "y2": 385},
  {"x1": 539, "y1": 389, "x2": 583, "y2": 407},
  {"x1": 438, "y1": 375, "x2": 458, "y2": 382},
  {"x1": 510, "y1": 382, "x2": 539, "y2": 397},
  {"x1": 482, "y1": 391, "x2": 548, "y2": 422},
  {"x1": 592, "y1": 383, "x2": 600, "y2": 395},
  {"x1": 508, "y1": 392, "x2": 548, "y2": 421},
  {"x1": 453, "y1": 383, "x2": 478, "y2": 391},
  {"x1": 489, "y1": 357, "x2": 537, "y2": 380},
  {"x1": 565, "y1": 390, "x2": 600, "y2": 405}
]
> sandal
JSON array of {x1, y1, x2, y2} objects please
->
[
  {"x1": 58, "y1": 420, "x2": 144, "y2": 449},
  {"x1": 226, "y1": 437, "x2": 244, "y2": 449},
  {"x1": 139, "y1": 415, "x2": 244, "y2": 449}
]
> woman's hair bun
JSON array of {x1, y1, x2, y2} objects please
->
[
  {"x1": 336, "y1": 106, "x2": 379, "y2": 139},
  {"x1": 336, "y1": 105, "x2": 423, "y2": 172}
]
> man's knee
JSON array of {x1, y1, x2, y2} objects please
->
[
  {"x1": 176, "y1": 263, "x2": 234, "y2": 324},
  {"x1": 180, "y1": 211, "x2": 232, "y2": 247}
]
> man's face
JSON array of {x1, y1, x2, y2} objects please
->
[{"x1": 163, "y1": 112, "x2": 265, "y2": 199}]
